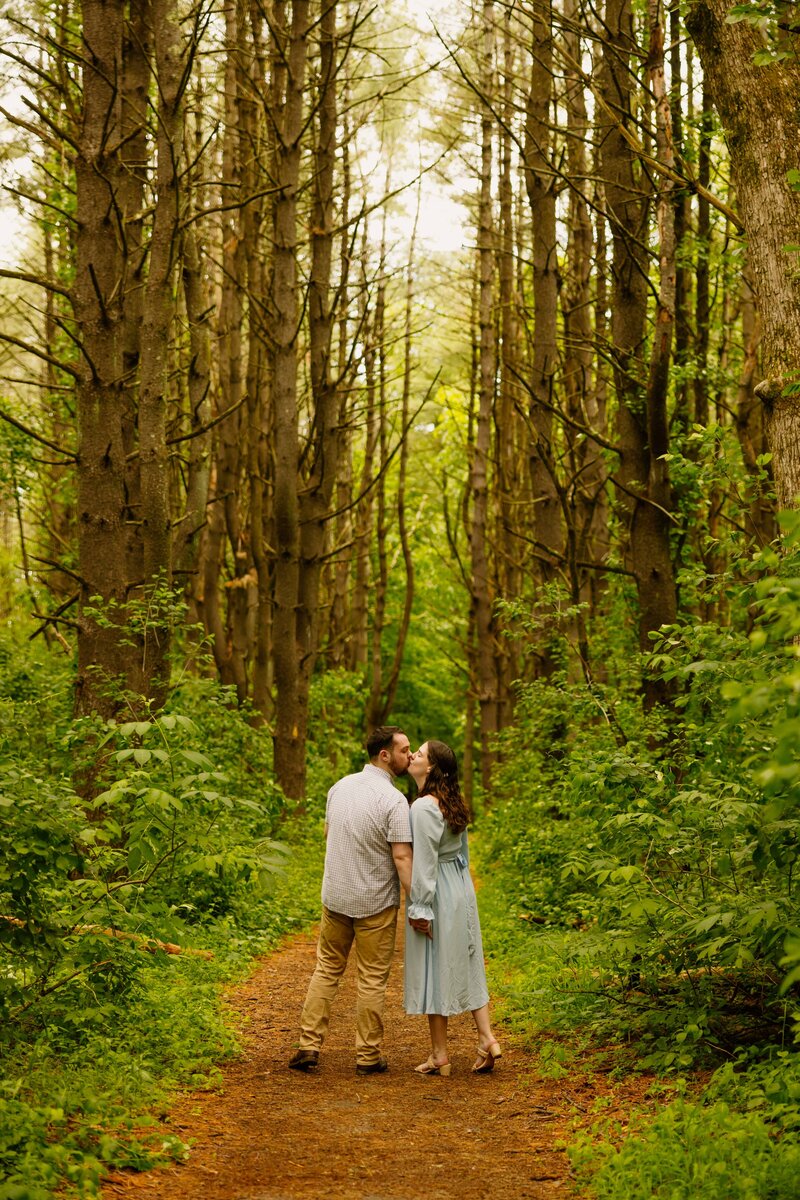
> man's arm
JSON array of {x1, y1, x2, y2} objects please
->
[{"x1": 391, "y1": 841, "x2": 413, "y2": 895}]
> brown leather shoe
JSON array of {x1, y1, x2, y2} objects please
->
[
  {"x1": 355, "y1": 1056, "x2": 388, "y2": 1075},
  {"x1": 288, "y1": 1049, "x2": 320, "y2": 1072}
]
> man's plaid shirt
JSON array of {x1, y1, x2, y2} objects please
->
[{"x1": 322, "y1": 764, "x2": 412, "y2": 918}]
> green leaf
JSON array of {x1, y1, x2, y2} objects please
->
[{"x1": 180, "y1": 749, "x2": 214, "y2": 769}]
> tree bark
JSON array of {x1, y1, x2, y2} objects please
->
[
  {"x1": 494, "y1": 9, "x2": 520, "y2": 725},
  {"x1": 328, "y1": 108, "x2": 353, "y2": 669},
  {"x1": 599, "y1": 0, "x2": 676, "y2": 697},
  {"x1": 687, "y1": 0, "x2": 800, "y2": 508},
  {"x1": 136, "y1": 0, "x2": 185, "y2": 703},
  {"x1": 297, "y1": 0, "x2": 339, "y2": 731},
  {"x1": 202, "y1": 0, "x2": 249, "y2": 701},
  {"x1": 176, "y1": 225, "x2": 212, "y2": 602},
  {"x1": 367, "y1": 252, "x2": 390, "y2": 724},
  {"x1": 561, "y1": 0, "x2": 604, "y2": 676},
  {"x1": 693, "y1": 75, "x2": 712, "y2": 429},
  {"x1": 271, "y1": 0, "x2": 309, "y2": 798},
  {"x1": 350, "y1": 235, "x2": 380, "y2": 675},
  {"x1": 366, "y1": 206, "x2": 417, "y2": 728},
  {"x1": 524, "y1": 0, "x2": 562, "y2": 584},
  {"x1": 74, "y1": 0, "x2": 129, "y2": 717},
  {"x1": 244, "y1": 0, "x2": 272, "y2": 722},
  {"x1": 120, "y1": 0, "x2": 150, "y2": 601},
  {"x1": 735, "y1": 267, "x2": 776, "y2": 547},
  {"x1": 470, "y1": 0, "x2": 499, "y2": 791}
]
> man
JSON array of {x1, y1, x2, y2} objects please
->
[{"x1": 288, "y1": 726, "x2": 413, "y2": 1075}]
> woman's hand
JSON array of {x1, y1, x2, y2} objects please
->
[{"x1": 409, "y1": 916, "x2": 433, "y2": 939}]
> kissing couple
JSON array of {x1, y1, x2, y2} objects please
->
[{"x1": 287, "y1": 726, "x2": 502, "y2": 1077}]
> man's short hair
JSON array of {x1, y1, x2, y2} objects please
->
[{"x1": 367, "y1": 725, "x2": 404, "y2": 759}]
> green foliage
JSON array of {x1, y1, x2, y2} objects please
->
[
  {"x1": 481, "y1": 529, "x2": 800, "y2": 1051},
  {"x1": 708, "y1": 1047, "x2": 800, "y2": 1134},
  {"x1": 0, "y1": 619, "x2": 326, "y2": 1197},
  {"x1": 0, "y1": 808, "x2": 323, "y2": 1199},
  {"x1": 726, "y1": 1, "x2": 800, "y2": 64},
  {"x1": 476, "y1": 517, "x2": 800, "y2": 1198},
  {"x1": 0, "y1": 834, "x2": 323, "y2": 1199},
  {"x1": 569, "y1": 1098, "x2": 800, "y2": 1200},
  {"x1": 305, "y1": 668, "x2": 371, "y2": 807},
  {"x1": 0, "y1": 705, "x2": 290, "y2": 1031}
]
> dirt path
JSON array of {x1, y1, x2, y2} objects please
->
[{"x1": 104, "y1": 929, "x2": 581, "y2": 1200}]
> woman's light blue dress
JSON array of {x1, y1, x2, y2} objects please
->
[{"x1": 404, "y1": 795, "x2": 490, "y2": 1016}]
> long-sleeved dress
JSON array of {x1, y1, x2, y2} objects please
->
[{"x1": 403, "y1": 795, "x2": 490, "y2": 1016}]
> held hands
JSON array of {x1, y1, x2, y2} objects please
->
[{"x1": 409, "y1": 916, "x2": 433, "y2": 939}]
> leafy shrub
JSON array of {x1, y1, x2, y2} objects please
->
[
  {"x1": 478, "y1": 526, "x2": 800, "y2": 1065},
  {"x1": 708, "y1": 1048, "x2": 800, "y2": 1135},
  {"x1": 0, "y1": 811, "x2": 323, "y2": 1199},
  {"x1": 476, "y1": 516, "x2": 800, "y2": 1200},
  {"x1": 569, "y1": 1099, "x2": 800, "y2": 1200},
  {"x1": 0, "y1": 708, "x2": 290, "y2": 1033}
]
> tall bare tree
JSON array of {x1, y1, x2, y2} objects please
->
[{"x1": 688, "y1": 0, "x2": 800, "y2": 510}]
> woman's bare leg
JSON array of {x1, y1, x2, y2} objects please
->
[
  {"x1": 471, "y1": 1003, "x2": 499, "y2": 1052},
  {"x1": 428, "y1": 1013, "x2": 449, "y2": 1064}
]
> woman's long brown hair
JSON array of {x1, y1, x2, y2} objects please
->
[{"x1": 419, "y1": 740, "x2": 471, "y2": 833}]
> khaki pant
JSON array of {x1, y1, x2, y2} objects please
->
[{"x1": 297, "y1": 904, "x2": 398, "y2": 1066}]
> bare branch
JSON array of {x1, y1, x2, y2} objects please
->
[
  {"x1": 0, "y1": 405, "x2": 77, "y2": 458},
  {"x1": 0, "y1": 332, "x2": 80, "y2": 380},
  {"x1": 0, "y1": 269, "x2": 72, "y2": 302}
]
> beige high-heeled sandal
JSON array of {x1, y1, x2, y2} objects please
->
[
  {"x1": 472, "y1": 1041, "x2": 502, "y2": 1074},
  {"x1": 414, "y1": 1056, "x2": 452, "y2": 1076}
]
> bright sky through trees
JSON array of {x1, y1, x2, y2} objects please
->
[{"x1": 383, "y1": 0, "x2": 470, "y2": 254}]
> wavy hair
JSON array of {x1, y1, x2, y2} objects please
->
[{"x1": 419, "y1": 740, "x2": 471, "y2": 833}]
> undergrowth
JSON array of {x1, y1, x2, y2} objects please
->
[
  {"x1": 0, "y1": 622, "x2": 329, "y2": 1200},
  {"x1": 474, "y1": 519, "x2": 800, "y2": 1198},
  {"x1": 1, "y1": 832, "x2": 324, "y2": 1200}
]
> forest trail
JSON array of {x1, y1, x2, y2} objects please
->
[{"x1": 102, "y1": 927, "x2": 582, "y2": 1200}]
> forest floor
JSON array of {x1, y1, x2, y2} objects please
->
[{"x1": 102, "y1": 927, "x2": 651, "y2": 1200}]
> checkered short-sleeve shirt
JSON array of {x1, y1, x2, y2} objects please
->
[{"x1": 321, "y1": 764, "x2": 412, "y2": 918}]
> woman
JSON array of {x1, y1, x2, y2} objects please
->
[{"x1": 404, "y1": 740, "x2": 502, "y2": 1076}]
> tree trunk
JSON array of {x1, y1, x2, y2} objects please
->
[
  {"x1": 524, "y1": 0, "x2": 562, "y2": 583},
  {"x1": 470, "y1": 0, "x2": 499, "y2": 791},
  {"x1": 203, "y1": 0, "x2": 247, "y2": 699},
  {"x1": 693, "y1": 75, "x2": 712, "y2": 429},
  {"x1": 120, "y1": 0, "x2": 149, "y2": 606},
  {"x1": 735, "y1": 268, "x2": 776, "y2": 547},
  {"x1": 350, "y1": 241, "x2": 380, "y2": 674},
  {"x1": 136, "y1": 0, "x2": 185, "y2": 703},
  {"x1": 244, "y1": 0, "x2": 272, "y2": 722},
  {"x1": 561, "y1": 0, "x2": 603, "y2": 677},
  {"x1": 74, "y1": 0, "x2": 129, "y2": 718},
  {"x1": 687, "y1": 0, "x2": 800, "y2": 508},
  {"x1": 494, "y1": 9, "x2": 520, "y2": 725},
  {"x1": 328, "y1": 109, "x2": 353, "y2": 669},
  {"x1": 176, "y1": 225, "x2": 212, "y2": 604},
  {"x1": 640, "y1": 0, "x2": 678, "y2": 657},
  {"x1": 599, "y1": 0, "x2": 676, "y2": 698},
  {"x1": 367, "y1": 261, "x2": 390, "y2": 725},
  {"x1": 367, "y1": 208, "x2": 417, "y2": 728},
  {"x1": 670, "y1": 0, "x2": 691, "y2": 434},
  {"x1": 271, "y1": 0, "x2": 309, "y2": 798},
  {"x1": 297, "y1": 0, "x2": 339, "y2": 727}
]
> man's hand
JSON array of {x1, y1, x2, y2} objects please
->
[{"x1": 409, "y1": 916, "x2": 433, "y2": 939}]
